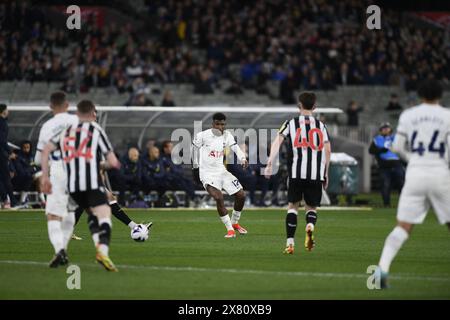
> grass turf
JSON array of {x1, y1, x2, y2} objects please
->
[{"x1": 0, "y1": 208, "x2": 449, "y2": 299}]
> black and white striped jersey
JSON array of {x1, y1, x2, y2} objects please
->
[
  {"x1": 50, "y1": 121, "x2": 113, "y2": 192},
  {"x1": 279, "y1": 115, "x2": 330, "y2": 181}
]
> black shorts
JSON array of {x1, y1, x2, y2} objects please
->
[
  {"x1": 70, "y1": 189, "x2": 108, "y2": 210},
  {"x1": 287, "y1": 178, "x2": 323, "y2": 207}
]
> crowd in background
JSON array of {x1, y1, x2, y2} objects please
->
[{"x1": 1, "y1": 0, "x2": 448, "y2": 105}]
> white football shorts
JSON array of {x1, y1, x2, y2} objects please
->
[
  {"x1": 397, "y1": 167, "x2": 450, "y2": 225},
  {"x1": 200, "y1": 169, "x2": 242, "y2": 195}
]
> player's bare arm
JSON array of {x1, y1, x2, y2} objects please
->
[
  {"x1": 390, "y1": 133, "x2": 410, "y2": 162},
  {"x1": 39, "y1": 141, "x2": 57, "y2": 194},
  {"x1": 104, "y1": 151, "x2": 121, "y2": 170},
  {"x1": 264, "y1": 134, "x2": 285, "y2": 178},
  {"x1": 230, "y1": 143, "x2": 248, "y2": 169}
]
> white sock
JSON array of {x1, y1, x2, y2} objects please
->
[
  {"x1": 98, "y1": 244, "x2": 109, "y2": 256},
  {"x1": 20, "y1": 191, "x2": 28, "y2": 203},
  {"x1": 128, "y1": 221, "x2": 137, "y2": 229},
  {"x1": 379, "y1": 226, "x2": 409, "y2": 273},
  {"x1": 306, "y1": 222, "x2": 315, "y2": 232},
  {"x1": 98, "y1": 217, "x2": 112, "y2": 227},
  {"x1": 97, "y1": 217, "x2": 112, "y2": 254},
  {"x1": 231, "y1": 210, "x2": 241, "y2": 225},
  {"x1": 47, "y1": 220, "x2": 64, "y2": 253},
  {"x1": 220, "y1": 214, "x2": 233, "y2": 231},
  {"x1": 39, "y1": 193, "x2": 46, "y2": 203},
  {"x1": 92, "y1": 233, "x2": 99, "y2": 247},
  {"x1": 287, "y1": 237, "x2": 295, "y2": 246},
  {"x1": 61, "y1": 212, "x2": 75, "y2": 250}
]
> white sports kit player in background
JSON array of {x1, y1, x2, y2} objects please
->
[
  {"x1": 378, "y1": 80, "x2": 450, "y2": 288},
  {"x1": 34, "y1": 92, "x2": 79, "y2": 267},
  {"x1": 192, "y1": 112, "x2": 249, "y2": 238}
]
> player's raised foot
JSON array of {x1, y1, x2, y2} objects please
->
[
  {"x1": 283, "y1": 244, "x2": 294, "y2": 255},
  {"x1": 71, "y1": 234, "x2": 82, "y2": 240},
  {"x1": 49, "y1": 249, "x2": 68, "y2": 268},
  {"x1": 232, "y1": 224, "x2": 247, "y2": 235},
  {"x1": 145, "y1": 222, "x2": 153, "y2": 230},
  {"x1": 95, "y1": 247, "x2": 118, "y2": 272},
  {"x1": 224, "y1": 230, "x2": 236, "y2": 238},
  {"x1": 305, "y1": 223, "x2": 315, "y2": 251}
]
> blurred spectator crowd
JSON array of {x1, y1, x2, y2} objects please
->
[{"x1": 1, "y1": 0, "x2": 448, "y2": 104}]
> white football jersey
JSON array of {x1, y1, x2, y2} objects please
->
[
  {"x1": 36, "y1": 112, "x2": 79, "y2": 164},
  {"x1": 192, "y1": 129, "x2": 240, "y2": 173},
  {"x1": 394, "y1": 103, "x2": 450, "y2": 169}
]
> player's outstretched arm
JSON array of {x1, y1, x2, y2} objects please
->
[{"x1": 264, "y1": 134, "x2": 285, "y2": 178}]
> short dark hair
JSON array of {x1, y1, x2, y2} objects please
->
[
  {"x1": 212, "y1": 112, "x2": 226, "y2": 121},
  {"x1": 0, "y1": 103, "x2": 7, "y2": 113},
  {"x1": 417, "y1": 79, "x2": 443, "y2": 101},
  {"x1": 21, "y1": 140, "x2": 32, "y2": 146},
  {"x1": 298, "y1": 92, "x2": 316, "y2": 110},
  {"x1": 162, "y1": 140, "x2": 172, "y2": 150},
  {"x1": 77, "y1": 100, "x2": 96, "y2": 115},
  {"x1": 50, "y1": 91, "x2": 67, "y2": 108}
]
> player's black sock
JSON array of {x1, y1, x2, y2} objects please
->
[
  {"x1": 305, "y1": 211, "x2": 318, "y2": 225},
  {"x1": 87, "y1": 213, "x2": 100, "y2": 235},
  {"x1": 286, "y1": 212, "x2": 298, "y2": 238},
  {"x1": 110, "y1": 202, "x2": 132, "y2": 226},
  {"x1": 74, "y1": 206, "x2": 84, "y2": 226},
  {"x1": 98, "y1": 221, "x2": 111, "y2": 246}
]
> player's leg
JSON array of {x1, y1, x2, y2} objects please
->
[
  {"x1": 87, "y1": 209, "x2": 100, "y2": 247},
  {"x1": 231, "y1": 189, "x2": 247, "y2": 234},
  {"x1": 45, "y1": 173, "x2": 70, "y2": 267},
  {"x1": 378, "y1": 221, "x2": 413, "y2": 288},
  {"x1": 378, "y1": 174, "x2": 427, "y2": 288},
  {"x1": 284, "y1": 201, "x2": 300, "y2": 254},
  {"x1": 60, "y1": 195, "x2": 80, "y2": 246},
  {"x1": 60, "y1": 212, "x2": 75, "y2": 250},
  {"x1": 303, "y1": 181, "x2": 322, "y2": 251},
  {"x1": 223, "y1": 172, "x2": 247, "y2": 234},
  {"x1": 304, "y1": 204, "x2": 318, "y2": 251},
  {"x1": 283, "y1": 178, "x2": 302, "y2": 254},
  {"x1": 205, "y1": 184, "x2": 235, "y2": 238},
  {"x1": 91, "y1": 202, "x2": 117, "y2": 272},
  {"x1": 106, "y1": 189, "x2": 139, "y2": 229},
  {"x1": 46, "y1": 213, "x2": 67, "y2": 267}
]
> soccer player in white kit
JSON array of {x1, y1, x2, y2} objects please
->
[
  {"x1": 34, "y1": 92, "x2": 79, "y2": 267},
  {"x1": 378, "y1": 80, "x2": 450, "y2": 288},
  {"x1": 192, "y1": 113, "x2": 249, "y2": 238}
]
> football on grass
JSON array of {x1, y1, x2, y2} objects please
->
[{"x1": 131, "y1": 224, "x2": 149, "y2": 242}]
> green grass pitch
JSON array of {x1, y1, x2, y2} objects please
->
[{"x1": 0, "y1": 208, "x2": 449, "y2": 299}]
